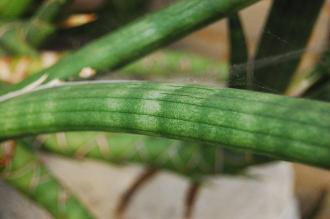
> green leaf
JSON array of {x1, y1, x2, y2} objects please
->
[
  {"x1": 252, "y1": 0, "x2": 325, "y2": 93},
  {"x1": 228, "y1": 13, "x2": 249, "y2": 89},
  {"x1": 1, "y1": 81, "x2": 329, "y2": 169},
  {"x1": 1, "y1": 0, "x2": 260, "y2": 94},
  {"x1": 1, "y1": 141, "x2": 94, "y2": 219},
  {"x1": 37, "y1": 132, "x2": 269, "y2": 177}
]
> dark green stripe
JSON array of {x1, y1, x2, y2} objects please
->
[{"x1": 252, "y1": 0, "x2": 325, "y2": 93}]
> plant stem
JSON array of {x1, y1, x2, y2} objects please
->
[
  {"x1": 0, "y1": 21, "x2": 39, "y2": 56},
  {"x1": 0, "y1": 50, "x2": 227, "y2": 83},
  {"x1": 36, "y1": 132, "x2": 269, "y2": 178},
  {"x1": 0, "y1": 0, "x2": 69, "y2": 56},
  {"x1": 32, "y1": 0, "x2": 69, "y2": 23},
  {"x1": 0, "y1": 0, "x2": 34, "y2": 20},
  {"x1": 118, "y1": 50, "x2": 228, "y2": 81},
  {"x1": 0, "y1": 81, "x2": 329, "y2": 168},
  {"x1": 0, "y1": 141, "x2": 94, "y2": 219},
  {"x1": 27, "y1": 0, "x2": 69, "y2": 47},
  {"x1": 1, "y1": 0, "x2": 260, "y2": 93}
]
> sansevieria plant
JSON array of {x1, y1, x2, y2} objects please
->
[{"x1": 0, "y1": 0, "x2": 329, "y2": 218}]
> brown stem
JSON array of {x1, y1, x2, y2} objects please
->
[
  {"x1": 184, "y1": 182, "x2": 200, "y2": 219},
  {"x1": 0, "y1": 140, "x2": 16, "y2": 167},
  {"x1": 115, "y1": 168, "x2": 157, "y2": 218}
]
